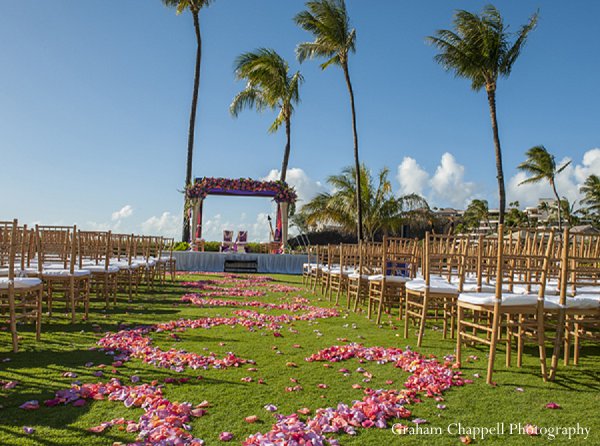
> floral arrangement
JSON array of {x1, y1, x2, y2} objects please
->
[{"x1": 186, "y1": 177, "x2": 297, "y2": 203}]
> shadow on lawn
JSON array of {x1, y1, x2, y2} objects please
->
[{"x1": 0, "y1": 424, "x2": 133, "y2": 446}]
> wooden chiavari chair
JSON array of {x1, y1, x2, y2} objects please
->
[
  {"x1": 547, "y1": 230, "x2": 600, "y2": 377},
  {"x1": 36, "y1": 225, "x2": 91, "y2": 322},
  {"x1": 367, "y1": 237, "x2": 418, "y2": 325},
  {"x1": 157, "y1": 237, "x2": 176, "y2": 284},
  {"x1": 348, "y1": 241, "x2": 382, "y2": 311},
  {"x1": 79, "y1": 230, "x2": 119, "y2": 308},
  {"x1": 133, "y1": 235, "x2": 158, "y2": 290},
  {"x1": 456, "y1": 226, "x2": 555, "y2": 383},
  {"x1": 302, "y1": 246, "x2": 317, "y2": 286},
  {"x1": 112, "y1": 233, "x2": 141, "y2": 301},
  {"x1": 310, "y1": 245, "x2": 327, "y2": 292},
  {"x1": 404, "y1": 233, "x2": 466, "y2": 346},
  {"x1": 0, "y1": 220, "x2": 43, "y2": 352},
  {"x1": 330, "y1": 244, "x2": 359, "y2": 304},
  {"x1": 320, "y1": 244, "x2": 340, "y2": 297}
]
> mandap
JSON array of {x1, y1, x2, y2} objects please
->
[{"x1": 186, "y1": 177, "x2": 297, "y2": 251}]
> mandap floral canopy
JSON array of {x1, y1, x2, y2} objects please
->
[{"x1": 186, "y1": 177, "x2": 297, "y2": 246}]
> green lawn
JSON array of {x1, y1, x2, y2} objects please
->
[{"x1": 0, "y1": 273, "x2": 598, "y2": 445}]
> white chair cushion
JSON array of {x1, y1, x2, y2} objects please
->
[
  {"x1": 406, "y1": 278, "x2": 459, "y2": 294},
  {"x1": 0, "y1": 277, "x2": 42, "y2": 289},
  {"x1": 458, "y1": 292, "x2": 538, "y2": 306},
  {"x1": 368, "y1": 274, "x2": 410, "y2": 284},
  {"x1": 460, "y1": 280, "x2": 496, "y2": 293},
  {"x1": 42, "y1": 269, "x2": 91, "y2": 277},
  {"x1": 544, "y1": 295, "x2": 600, "y2": 310},
  {"x1": 348, "y1": 273, "x2": 369, "y2": 280},
  {"x1": 574, "y1": 285, "x2": 600, "y2": 295},
  {"x1": 82, "y1": 265, "x2": 120, "y2": 273}
]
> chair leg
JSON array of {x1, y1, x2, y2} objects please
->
[
  {"x1": 573, "y1": 322, "x2": 580, "y2": 365},
  {"x1": 563, "y1": 320, "x2": 571, "y2": 366},
  {"x1": 417, "y1": 293, "x2": 428, "y2": 348},
  {"x1": 536, "y1": 307, "x2": 548, "y2": 382},
  {"x1": 456, "y1": 305, "x2": 464, "y2": 367},
  {"x1": 8, "y1": 291, "x2": 18, "y2": 353},
  {"x1": 69, "y1": 277, "x2": 76, "y2": 323},
  {"x1": 549, "y1": 309, "x2": 566, "y2": 381},
  {"x1": 36, "y1": 288, "x2": 42, "y2": 341},
  {"x1": 486, "y1": 310, "x2": 501, "y2": 385},
  {"x1": 403, "y1": 291, "x2": 410, "y2": 339}
]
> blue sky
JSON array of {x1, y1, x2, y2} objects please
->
[{"x1": 1, "y1": 0, "x2": 599, "y2": 241}]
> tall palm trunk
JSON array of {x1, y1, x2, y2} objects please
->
[
  {"x1": 342, "y1": 61, "x2": 363, "y2": 242},
  {"x1": 550, "y1": 179, "x2": 563, "y2": 230},
  {"x1": 486, "y1": 87, "x2": 506, "y2": 227},
  {"x1": 182, "y1": 10, "x2": 202, "y2": 242},
  {"x1": 280, "y1": 116, "x2": 291, "y2": 182}
]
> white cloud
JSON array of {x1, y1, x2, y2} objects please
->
[
  {"x1": 397, "y1": 157, "x2": 429, "y2": 196},
  {"x1": 507, "y1": 148, "x2": 600, "y2": 207},
  {"x1": 251, "y1": 212, "x2": 272, "y2": 243},
  {"x1": 430, "y1": 153, "x2": 476, "y2": 207},
  {"x1": 262, "y1": 167, "x2": 325, "y2": 208},
  {"x1": 396, "y1": 152, "x2": 477, "y2": 208},
  {"x1": 141, "y1": 212, "x2": 179, "y2": 238},
  {"x1": 111, "y1": 205, "x2": 133, "y2": 221}
]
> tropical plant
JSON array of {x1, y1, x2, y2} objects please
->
[
  {"x1": 559, "y1": 198, "x2": 580, "y2": 227},
  {"x1": 505, "y1": 202, "x2": 530, "y2": 228},
  {"x1": 163, "y1": 0, "x2": 214, "y2": 242},
  {"x1": 580, "y1": 174, "x2": 600, "y2": 214},
  {"x1": 294, "y1": 0, "x2": 364, "y2": 241},
  {"x1": 301, "y1": 165, "x2": 403, "y2": 241},
  {"x1": 463, "y1": 199, "x2": 492, "y2": 232},
  {"x1": 518, "y1": 145, "x2": 571, "y2": 229},
  {"x1": 230, "y1": 49, "x2": 303, "y2": 182},
  {"x1": 428, "y1": 4, "x2": 538, "y2": 225}
]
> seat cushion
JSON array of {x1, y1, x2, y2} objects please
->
[
  {"x1": 82, "y1": 265, "x2": 120, "y2": 274},
  {"x1": 460, "y1": 280, "x2": 496, "y2": 293},
  {"x1": 406, "y1": 278, "x2": 459, "y2": 294},
  {"x1": 348, "y1": 273, "x2": 369, "y2": 280},
  {"x1": 368, "y1": 274, "x2": 410, "y2": 284},
  {"x1": 42, "y1": 269, "x2": 91, "y2": 277},
  {"x1": 0, "y1": 277, "x2": 42, "y2": 289},
  {"x1": 458, "y1": 292, "x2": 538, "y2": 307},
  {"x1": 544, "y1": 295, "x2": 600, "y2": 310}
]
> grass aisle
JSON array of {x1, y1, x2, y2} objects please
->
[{"x1": 0, "y1": 273, "x2": 598, "y2": 445}]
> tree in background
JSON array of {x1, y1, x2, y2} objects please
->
[
  {"x1": 518, "y1": 145, "x2": 571, "y2": 230},
  {"x1": 428, "y1": 5, "x2": 538, "y2": 226},
  {"x1": 295, "y1": 0, "x2": 364, "y2": 241},
  {"x1": 463, "y1": 199, "x2": 492, "y2": 232},
  {"x1": 301, "y1": 165, "x2": 402, "y2": 241},
  {"x1": 505, "y1": 201, "x2": 530, "y2": 228},
  {"x1": 230, "y1": 49, "x2": 303, "y2": 182},
  {"x1": 163, "y1": 0, "x2": 214, "y2": 242},
  {"x1": 580, "y1": 174, "x2": 600, "y2": 216}
]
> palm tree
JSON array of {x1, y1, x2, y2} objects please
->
[
  {"x1": 162, "y1": 0, "x2": 213, "y2": 242},
  {"x1": 559, "y1": 198, "x2": 580, "y2": 227},
  {"x1": 301, "y1": 165, "x2": 402, "y2": 241},
  {"x1": 428, "y1": 5, "x2": 538, "y2": 225},
  {"x1": 230, "y1": 49, "x2": 303, "y2": 183},
  {"x1": 294, "y1": 0, "x2": 364, "y2": 241},
  {"x1": 517, "y1": 145, "x2": 571, "y2": 230},
  {"x1": 463, "y1": 199, "x2": 492, "y2": 232},
  {"x1": 580, "y1": 174, "x2": 600, "y2": 214}
]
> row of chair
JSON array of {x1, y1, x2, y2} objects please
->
[
  {"x1": 0, "y1": 219, "x2": 176, "y2": 352},
  {"x1": 303, "y1": 228, "x2": 599, "y2": 383}
]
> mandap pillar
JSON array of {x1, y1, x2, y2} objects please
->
[
  {"x1": 190, "y1": 198, "x2": 203, "y2": 250},
  {"x1": 280, "y1": 201, "x2": 289, "y2": 250}
]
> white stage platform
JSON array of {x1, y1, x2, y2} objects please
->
[{"x1": 173, "y1": 251, "x2": 308, "y2": 275}]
